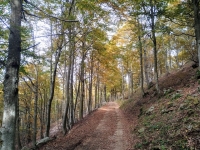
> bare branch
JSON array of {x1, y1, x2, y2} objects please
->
[
  {"x1": 23, "y1": 9, "x2": 42, "y2": 19},
  {"x1": 0, "y1": 17, "x2": 11, "y2": 31},
  {"x1": 24, "y1": 0, "x2": 79, "y2": 22},
  {"x1": 21, "y1": 42, "x2": 40, "y2": 51},
  {"x1": 172, "y1": 32, "x2": 195, "y2": 37}
]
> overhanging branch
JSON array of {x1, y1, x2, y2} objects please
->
[
  {"x1": 24, "y1": 0, "x2": 79, "y2": 23},
  {"x1": 22, "y1": 42, "x2": 40, "y2": 51}
]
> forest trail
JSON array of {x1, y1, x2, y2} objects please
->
[{"x1": 40, "y1": 102, "x2": 132, "y2": 150}]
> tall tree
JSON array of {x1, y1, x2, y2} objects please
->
[
  {"x1": 149, "y1": 0, "x2": 160, "y2": 93},
  {"x1": 137, "y1": 18, "x2": 145, "y2": 96},
  {"x1": 45, "y1": 26, "x2": 64, "y2": 137},
  {"x1": 1, "y1": 0, "x2": 22, "y2": 149},
  {"x1": 192, "y1": 0, "x2": 200, "y2": 68},
  {"x1": 62, "y1": 0, "x2": 76, "y2": 135}
]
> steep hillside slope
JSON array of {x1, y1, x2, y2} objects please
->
[{"x1": 121, "y1": 61, "x2": 200, "y2": 150}]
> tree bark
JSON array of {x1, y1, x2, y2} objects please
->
[
  {"x1": 143, "y1": 46, "x2": 150, "y2": 87},
  {"x1": 33, "y1": 77, "x2": 38, "y2": 147},
  {"x1": 16, "y1": 98, "x2": 22, "y2": 150},
  {"x1": 104, "y1": 85, "x2": 106, "y2": 102},
  {"x1": 138, "y1": 34, "x2": 145, "y2": 96},
  {"x1": 193, "y1": 0, "x2": 200, "y2": 68},
  {"x1": 62, "y1": 44, "x2": 70, "y2": 134},
  {"x1": 1, "y1": 0, "x2": 22, "y2": 149},
  {"x1": 46, "y1": 45, "x2": 63, "y2": 137},
  {"x1": 88, "y1": 52, "x2": 94, "y2": 113},
  {"x1": 79, "y1": 47, "x2": 86, "y2": 119},
  {"x1": 121, "y1": 66, "x2": 125, "y2": 100},
  {"x1": 150, "y1": 0, "x2": 159, "y2": 93},
  {"x1": 74, "y1": 71, "x2": 80, "y2": 117},
  {"x1": 70, "y1": 27, "x2": 75, "y2": 128}
]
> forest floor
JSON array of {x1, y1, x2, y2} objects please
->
[
  {"x1": 39, "y1": 61, "x2": 200, "y2": 150},
  {"x1": 39, "y1": 102, "x2": 134, "y2": 150}
]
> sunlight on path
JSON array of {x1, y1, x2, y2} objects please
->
[
  {"x1": 75, "y1": 102, "x2": 128, "y2": 150},
  {"x1": 109, "y1": 102, "x2": 128, "y2": 150}
]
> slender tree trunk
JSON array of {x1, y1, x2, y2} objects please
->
[
  {"x1": 79, "y1": 50, "x2": 85, "y2": 119},
  {"x1": 128, "y1": 71, "x2": 133, "y2": 99},
  {"x1": 150, "y1": 0, "x2": 159, "y2": 93},
  {"x1": 137, "y1": 17, "x2": 145, "y2": 96},
  {"x1": 32, "y1": 27, "x2": 38, "y2": 147},
  {"x1": 74, "y1": 72, "x2": 81, "y2": 116},
  {"x1": 100, "y1": 88, "x2": 103, "y2": 106},
  {"x1": 95, "y1": 80, "x2": 98, "y2": 108},
  {"x1": 88, "y1": 53, "x2": 94, "y2": 113},
  {"x1": 176, "y1": 49, "x2": 180, "y2": 68},
  {"x1": 46, "y1": 15, "x2": 65, "y2": 137},
  {"x1": 85, "y1": 80, "x2": 88, "y2": 114},
  {"x1": 143, "y1": 46, "x2": 150, "y2": 87},
  {"x1": 80, "y1": 69, "x2": 85, "y2": 119},
  {"x1": 193, "y1": 0, "x2": 200, "y2": 68},
  {"x1": 62, "y1": 56, "x2": 71, "y2": 134},
  {"x1": 33, "y1": 82, "x2": 38, "y2": 147},
  {"x1": 43, "y1": 89, "x2": 47, "y2": 134},
  {"x1": 46, "y1": 46, "x2": 63, "y2": 137},
  {"x1": 104, "y1": 85, "x2": 106, "y2": 102},
  {"x1": 121, "y1": 66, "x2": 124, "y2": 100},
  {"x1": 27, "y1": 107, "x2": 32, "y2": 144},
  {"x1": 163, "y1": 36, "x2": 169, "y2": 73},
  {"x1": 97, "y1": 62, "x2": 100, "y2": 107},
  {"x1": 39, "y1": 92, "x2": 44, "y2": 139},
  {"x1": 62, "y1": 42, "x2": 70, "y2": 134},
  {"x1": 1, "y1": 0, "x2": 22, "y2": 149},
  {"x1": 63, "y1": 7, "x2": 76, "y2": 131},
  {"x1": 138, "y1": 35, "x2": 144, "y2": 96},
  {"x1": 70, "y1": 27, "x2": 75, "y2": 127}
]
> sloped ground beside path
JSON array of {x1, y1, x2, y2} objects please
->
[{"x1": 40, "y1": 102, "x2": 133, "y2": 150}]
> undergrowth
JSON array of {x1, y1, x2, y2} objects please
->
[{"x1": 120, "y1": 61, "x2": 200, "y2": 150}]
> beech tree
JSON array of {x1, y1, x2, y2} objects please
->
[
  {"x1": 1, "y1": 0, "x2": 22, "y2": 149},
  {"x1": 192, "y1": 0, "x2": 200, "y2": 68}
]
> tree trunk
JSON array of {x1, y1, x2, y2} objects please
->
[
  {"x1": 95, "y1": 80, "x2": 98, "y2": 108},
  {"x1": 63, "y1": 2, "x2": 76, "y2": 131},
  {"x1": 97, "y1": 62, "x2": 100, "y2": 107},
  {"x1": 70, "y1": 27, "x2": 75, "y2": 128},
  {"x1": 104, "y1": 85, "x2": 106, "y2": 102},
  {"x1": 1, "y1": 0, "x2": 22, "y2": 149},
  {"x1": 46, "y1": 46, "x2": 63, "y2": 137},
  {"x1": 193, "y1": 0, "x2": 200, "y2": 68},
  {"x1": 79, "y1": 50, "x2": 86, "y2": 119},
  {"x1": 121, "y1": 66, "x2": 125, "y2": 100},
  {"x1": 137, "y1": 17, "x2": 145, "y2": 96},
  {"x1": 16, "y1": 98, "x2": 22, "y2": 150},
  {"x1": 62, "y1": 45, "x2": 70, "y2": 134},
  {"x1": 150, "y1": 0, "x2": 159, "y2": 93},
  {"x1": 39, "y1": 91, "x2": 44, "y2": 139},
  {"x1": 138, "y1": 34, "x2": 144, "y2": 96},
  {"x1": 88, "y1": 53, "x2": 94, "y2": 113},
  {"x1": 74, "y1": 72, "x2": 80, "y2": 117},
  {"x1": 143, "y1": 46, "x2": 150, "y2": 87},
  {"x1": 33, "y1": 82, "x2": 38, "y2": 147}
]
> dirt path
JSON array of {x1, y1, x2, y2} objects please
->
[{"x1": 40, "y1": 102, "x2": 132, "y2": 150}]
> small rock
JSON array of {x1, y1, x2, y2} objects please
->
[
  {"x1": 138, "y1": 127, "x2": 145, "y2": 133},
  {"x1": 186, "y1": 96, "x2": 199, "y2": 105},
  {"x1": 146, "y1": 106, "x2": 155, "y2": 115},
  {"x1": 186, "y1": 124, "x2": 193, "y2": 131},
  {"x1": 177, "y1": 90, "x2": 182, "y2": 93},
  {"x1": 166, "y1": 102, "x2": 173, "y2": 108},
  {"x1": 179, "y1": 103, "x2": 187, "y2": 110},
  {"x1": 161, "y1": 108, "x2": 173, "y2": 114}
]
